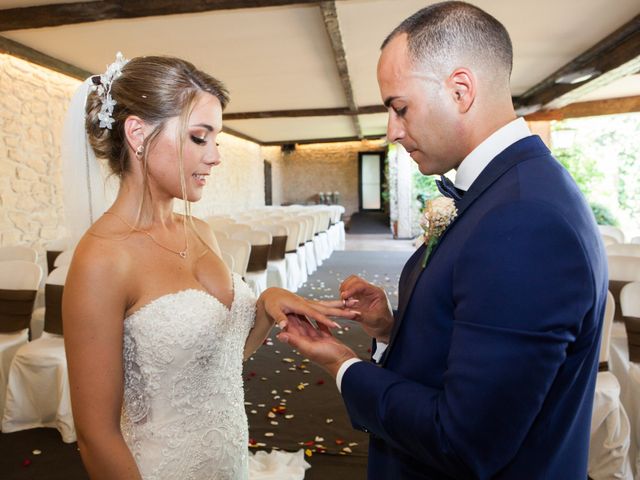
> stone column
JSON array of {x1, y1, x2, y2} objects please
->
[
  {"x1": 396, "y1": 146, "x2": 413, "y2": 239},
  {"x1": 387, "y1": 144, "x2": 413, "y2": 239}
]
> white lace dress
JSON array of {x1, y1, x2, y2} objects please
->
[{"x1": 121, "y1": 273, "x2": 255, "y2": 480}]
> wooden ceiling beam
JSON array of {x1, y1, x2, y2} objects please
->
[
  {"x1": 221, "y1": 126, "x2": 262, "y2": 144},
  {"x1": 0, "y1": 0, "x2": 328, "y2": 31},
  {"x1": 262, "y1": 133, "x2": 384, "y2": 146},
  {"x1": 0, "y1": 35, "x2": 90, "y2": 80},
  {"x1": 223, "y1": 104, "x2": 385, "y2": 120},
  {"x1": 514, "y1": 15, "x2": 640, "y2": 112},
  {"x1": 524, "y1": 95, "x2": 640, "y2": 121},
  {"x1": 318, "y1": 1, "x2": 362, "y2": 139}
]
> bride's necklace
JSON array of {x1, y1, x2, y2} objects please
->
[{"x1": 104, "y1": 211, "x2": 189, "y2": 259}]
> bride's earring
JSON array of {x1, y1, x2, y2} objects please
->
[{"x1": 135, "y1": 145, "x2": 145, "y2": 157}]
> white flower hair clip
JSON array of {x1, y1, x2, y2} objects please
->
[{"x1": 90, "y1": 52, "x2": 129, "y2": 129}]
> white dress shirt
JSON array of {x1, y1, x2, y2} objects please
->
[{"x1": 336, "y1": 117, "x2": 532, "y2": 393}]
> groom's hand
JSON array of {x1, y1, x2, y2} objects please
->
[
  {"x1": 338, "y1": 275, "x2": 394, "y2": 343},
  {"x1": 276, "y1": 314, "x2": 357, "y2": 378}
]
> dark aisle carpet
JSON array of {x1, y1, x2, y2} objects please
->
[
  {"x1": 347, "y1": 211, "x2": 390, "y2": 234},
  {"x1": 0, "y1": 250, "x2": 411, "y2": 480}
]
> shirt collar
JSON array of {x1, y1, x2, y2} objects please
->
[{"x1": 454, "y1": 117, "x2": 531, "y2": 191}]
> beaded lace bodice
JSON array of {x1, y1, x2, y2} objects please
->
[{"x1": 121, "y1": 273, "x2": 256, "y2": 480}]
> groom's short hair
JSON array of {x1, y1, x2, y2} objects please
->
[{"x1": 382, "y1": 1, "x2": 513, "y2": 86}]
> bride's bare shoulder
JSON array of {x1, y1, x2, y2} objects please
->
[{"x1": 69, "y1": 214, "x2": 135, "y2": 285}]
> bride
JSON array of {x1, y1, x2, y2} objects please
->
[{"x1": 62, "y1": 54, "x2": 343, "y2": 479}]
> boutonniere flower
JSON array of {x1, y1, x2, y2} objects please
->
[{"x1": 420, "y1": 196, "x2": 458, "y2": 268}]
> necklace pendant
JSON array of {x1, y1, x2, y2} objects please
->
[{"x1": 179, "y1": 251, "x2": 187, "y2": 259}]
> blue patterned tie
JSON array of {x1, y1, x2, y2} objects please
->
[{"x1": 435, "y1": 175, "x2": 464, "y2": 201}]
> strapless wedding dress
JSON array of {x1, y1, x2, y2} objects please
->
[{"x1": 120, "y1": 273, "x2": 255, "y2": 479}]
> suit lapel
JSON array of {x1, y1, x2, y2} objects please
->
[{"x1": 381, "y1": 136, "x2": 550, "y2": 366}]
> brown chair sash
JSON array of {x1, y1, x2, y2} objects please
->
[
  {"x1": 247, "y1": 245, "x2": 271, "y2": 273},
  {"x1": 624, "y1": 315, "x2": 640, "y2": 363},
  {"x1": 47, "y1": 250, "x2": 63, "y2": 275},
  {"x1": 44, "y1": 284, "x2": 64, "y2": 335},
  {"x1": 598, "y1": 361, "x2": 609, "y2": 372},
  {"x1": 0, "y1": 289, "x2": 37, "y2": 333},
  {"x1": 268, "y1": 236, "x2": 287, "y2": 261},
  {"x1": 609, "y1": 280, "x2": 629, "y2": 322}
]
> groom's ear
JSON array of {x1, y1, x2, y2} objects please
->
[
  {"x1": 447, "y1": 68, "x2": 476, "y2": 114},
  {"x1": 123, "y1": 115, "x2": 146, "y2": 155}
]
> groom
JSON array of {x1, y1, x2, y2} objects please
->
[{"x1": 277, "y1": 2, "x2": 608, "y2": 479}]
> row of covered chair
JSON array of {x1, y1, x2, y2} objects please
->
[
  {"x1": 206, "y1": 205, "x2": 345, "y2": 295},
  {"x1": 599, "y1": 225, "x2": 640, "y2": 246},
  {"x1": 0, "y1": 257, "x2": 75, "y2": 443}
]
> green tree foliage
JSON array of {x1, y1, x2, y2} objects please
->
[
  {"x1": 554, "y1": 144, "x2": 603, "y2": 198},
  {"x1": 589, "y1": 202, "x2": 619, "y2": 226},
  {"x1": 413, "y1": 172, "x2": 440, "y2": 210},
  {"x1": 552, "y1": 113, "x2": 640, "y2": 229}
]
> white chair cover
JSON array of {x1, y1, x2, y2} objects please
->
[
  {"x1": 600, "y1": 225, "x2": 626, "y2": 244},
  {"x1": 632, "y1": 237, "x2": 640, "y2": 245},
  {"x1": 0, "y1": 246, "x2": 38, "y2": 263},
  {"x1": 30, "y1": 249, "x2": 74, "y2": 340},
  {"x1": 288, "y1": 218, "x2": 308, "y2": 288},
  {"x1": 589, "y1": 372, "x2": 633, "y2": 479},
  {"x1": 0, "y1": 260, "x2": 42, "y2": 417},
  {"x1": 217, "y1": 237, "x2": 251, "y2": 277},
  {"x1": 318, "y1": 210, "x2": 333, "y2": 260},
  {"x1": 1, "y1": 265, "x2": 76, "y2": 443},
  {"x1": 297, "y1": 216, "x2": 317, "y2": 275},
  {"x1": 621, "y1": 283, "x2": 640, "y2": 317},
  {"x1": 280, "y1": 220, "x2": 301, "y2": 292},
  {"x1": 602, "y1": 235, "x2": 620, "y2": 246},
  {"x1": 253, "y1": 223, "x2": 289, "y2": 290},
  {"x1": 53, "y1": 249, "x2": 74, "y2": 268},
  {"x1": 1, "y1": 330, "x2": 29, "y2": 422},
  {"x1": 336, "y1": 220, "x2": 346, "y2": 250},
  {"x1": 296, "y1": 244, "x2": 308, "y2": 286},
  {"x1": 230, "y1": 230, "x2": 272, "y2": 297},
  {"x1": 225, "y1": 223, "x2": 253, "y2": 237},
  {"x1": 30, "y1": 308, "x2": 45, "y2": 341},
  {"x1": 589, "y1": 291, "x2": 633, "y2": 479},
  {"x1": 212, "y1": 229, "x2": 230, "y2": 239},
  {"x1": 221, "y1": 251, "x2": 234, "y2": 272},
  {"x1": 608, "y1": 244, "x2": 640, "y2": 258},
  {"x1": 205, "y1": 216, "x2": 236, "y2": 231},
  {"x1": 609, "y1": 326, "x2": 640, "y2": 478}
]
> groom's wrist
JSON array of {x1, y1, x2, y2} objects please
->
[{"x1": 324, "y1": 351, "x2": 358, "y2": 378}]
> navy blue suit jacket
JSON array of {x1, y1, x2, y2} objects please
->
[{"x1": 341, "y1": 136, "x2": 608, "y2": 479}]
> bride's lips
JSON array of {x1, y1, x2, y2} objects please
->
[{"x1": 192, "y1": 172, "x2": 209, "y2": 186}]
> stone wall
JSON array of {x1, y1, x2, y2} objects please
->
[
  {"x1": 0, "y1": 54, "x2": 77, "y2": 258},
  {"x1": 264, "y1": 139, "x2": 387, "y2": 222},
  {"x1": 0, "y1": 54, "x2": 264, "y2": 272}
]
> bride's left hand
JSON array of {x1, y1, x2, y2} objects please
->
[{"x1": 257, "y1": 287, "x2": 358, "y2": 330}]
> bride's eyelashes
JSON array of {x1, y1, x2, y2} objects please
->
[{"x1": 190, "y1": 135, "x2": 207, "y2": 145}]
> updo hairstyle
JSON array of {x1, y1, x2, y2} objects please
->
[{"x1": 85, "y1": 56, "x2": 229, "y2": 178}]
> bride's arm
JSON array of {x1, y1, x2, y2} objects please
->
[{"x1": 63, "y1": 237, "x2": 142, "y2": 480}]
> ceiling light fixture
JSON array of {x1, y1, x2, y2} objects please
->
[{"x1": 555, "y1": 67, "x2": 601, "y2": 85}]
